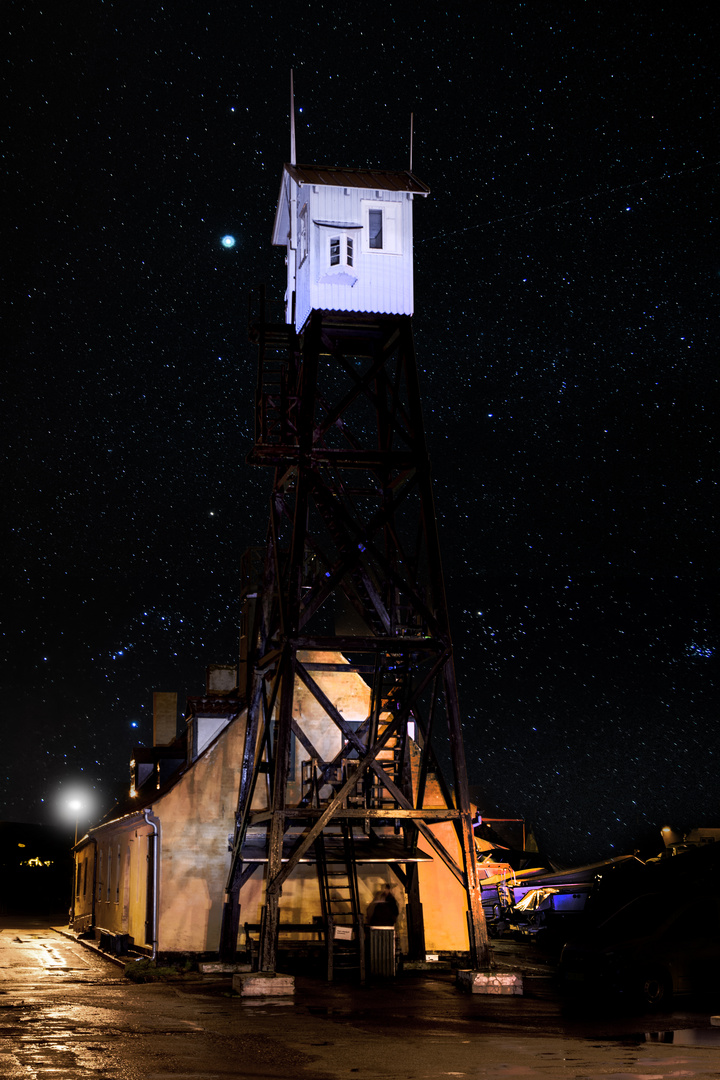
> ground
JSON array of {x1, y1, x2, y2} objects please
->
[{"x1": 2, "y1": 915, "x2": 720, "y2": 1079}]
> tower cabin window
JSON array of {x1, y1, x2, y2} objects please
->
[
  {"x1": 362, "y1": 201, "x2": 401, "y2": 255},
  {"x1": 368, "y1": 209, "x2": 383, "y2": 249},
  {"x1": 330, "y1": 234, "x2": 353, "y2": 267},
  {"x1": 298, "y1": 205, "x2": 308, "y2": 266}
]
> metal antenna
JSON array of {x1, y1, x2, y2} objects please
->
[
  {"x1": 409, "y1": 112, "x2": 414, "y2": 173},
  {"x1": 290, "y1": 68, "x2": 297, "y2": 165}
]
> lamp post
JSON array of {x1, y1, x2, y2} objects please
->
[
  {"x1": 68, "y1": 798, "x2": 83, "y2": 847},
  {"x1": 66, "y1": 797, "x2": 85, "y2": 929}
]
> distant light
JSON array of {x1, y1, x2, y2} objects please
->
[
  {"x1": 221, "y1": 234, "x2": 236, "y2": 249},
  {"x1": 130, "y1": 721, "x2": 138, "y2": 728}
]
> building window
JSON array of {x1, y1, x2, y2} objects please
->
[
  {"x1": 368, "y1": 209, "x2": 383, "y2": 249},
  {"x1": 362, "y1": 201, "x2": 401, "y2": 255},
  {"x1": 97, "y1": 849, "x2": 103, "y2": 902},
  {"x1": 298, "y1": 204, "x2": 308, "y2": 266},
  {"x1": 329, "y1": 234, "x2": 354, "y2": 267}
]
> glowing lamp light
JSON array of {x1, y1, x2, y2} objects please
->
[
  {"x1": 221, "y1": 234, "x2": 236, "y2": 249},
  {"x1": 56, "y1": 789, "x2": 96, "y2": 845}
]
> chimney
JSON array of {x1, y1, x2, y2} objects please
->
[
  {"x1": 206, "y1": 664, "x2": 237, "y2": 696},
  {"x1": 153, "y1": 691, "x2": 178, "y2": 746}
]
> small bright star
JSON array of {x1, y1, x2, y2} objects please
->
[{"x1": 221, "y1": 234, "x2": 236, "y2": 249}]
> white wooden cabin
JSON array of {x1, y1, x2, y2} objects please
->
[{"x1": 271, "y1": 164, "x2": 430, "y2": 333}]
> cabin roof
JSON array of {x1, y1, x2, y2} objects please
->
[
  {"x1": 272, "y1": 163, "x2": 430, "y2": 245},
  {"x1": 284, "y1": 163, "x2": 430, "y2": 194}
]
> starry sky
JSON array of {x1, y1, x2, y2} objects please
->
[{"x1": 3, "y1": 2, "x2": 717, "y2": 864}]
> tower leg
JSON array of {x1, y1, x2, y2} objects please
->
[{"x1": 404, "y1": 862, "x2": 426, "y2": 961}]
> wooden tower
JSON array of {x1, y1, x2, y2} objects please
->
[{"x1": 219, "y1": 130, "x2": 491, "y2": 974}]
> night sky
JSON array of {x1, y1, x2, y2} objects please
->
[{"x1": 3, "y1": 3, "x2": 717, "y2": 864}]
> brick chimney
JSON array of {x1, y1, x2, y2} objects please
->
[{"x1": 152, "y1": 691, "x2": 178, "y2": 746}]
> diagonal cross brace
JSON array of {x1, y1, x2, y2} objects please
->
[
  {"x1": 268, "y1": 707, "x2": 405, "y2": 896},
  {"x1": 283, "y1": 658, "x2": 467, "y2": 887}
]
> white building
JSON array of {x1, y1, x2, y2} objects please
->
[{"x1": 272, "y1": 164, "x2": 430, "y2": 332}]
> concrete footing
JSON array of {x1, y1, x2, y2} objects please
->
[
  {"x1": 232, "y1": 971, "x2": 295, "y2": 996},
  {"x1": 457, "y1": 969, "x2": 523, "y2": 995}
]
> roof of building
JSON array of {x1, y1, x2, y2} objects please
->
[
  {"x1": 272, "y1": 163, "x2": 430, "y2": 246},
  {"x1": 283, "y1": 163, "x2": 430, "y2": 195}
]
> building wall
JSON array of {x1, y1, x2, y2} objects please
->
[
  {"x1": 154, "y1": 711, "x2": 247, "y2": 955},
  {"x1": 73, "y1": 816, "x2": 154, "y2": 947},
  {"x1": 238, "y1": 859, "x2": 410, "y2": 953},
  {"x1": 72, "y1": 841, "x2": 95, "y2": 933},
  {"x1": 294, "y1": 184, "x2": 414, "y2": 331},
  {"x1": 409, "y1": 741, "x2": 471, "y2": 952},
  {"x1": 416, "y1": 825, "x2": 471, "y2": 952},
  {"x1": 75, "y1": 651, "x2": 472, "y2": 957},
  {"x1": 237, "y1": 650, "x2": 406, "y2": 943}
]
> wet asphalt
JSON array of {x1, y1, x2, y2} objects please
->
[{"x1": 2, "y1": 914, "x2": 720, "y2": 1079}]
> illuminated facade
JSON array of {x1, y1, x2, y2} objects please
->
[{"x1": 71, "y1": 659, "x2": 470, "y2": 960}]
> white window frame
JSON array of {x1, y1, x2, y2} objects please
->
[
  {"x1": 328, "y1": 232, "x2": 354, "y2": 268},
  {"x1": 298, "y1": 204, "x2": 309, "y2": 267},
  {"x1": 361, "y1": 200, "x2": 402, "y2": 255}
]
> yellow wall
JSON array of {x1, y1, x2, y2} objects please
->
[
  {"x1": 76, "y1": 653, "x2": 476, "y2": 957},
  {"x1": 408, "y1": 741, "x2": 471, "y2": 952},
  {"x1": 74, "y1": 817, "x2": 154, "y2": 947},
  {"x1": 154, "y1": 711, "x2": 246, "y2": 954},
  {"x1": 71, "y1": 843, "x2": 95, "y2": 932},
  {"x1": 237, "y1": 859, "x2": 410, "y2": 952}
]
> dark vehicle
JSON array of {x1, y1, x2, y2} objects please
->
[{"x1": 560, "y1": 845, "x2": 720, "y2": 1009}]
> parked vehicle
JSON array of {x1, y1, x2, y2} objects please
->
[
  {"x1": 480, "y1": 855, "x2": 643, "y2": 938},
  {"x1": 509, "y1": 884, "x2": 591, "y2": 938},
  {"x1": 560, "y1": 844, "x2": 720, "y2": 1009}
]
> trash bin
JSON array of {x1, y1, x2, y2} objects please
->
[{"x1": 368, "y1": 926, "x2": 395, "y2": 977}]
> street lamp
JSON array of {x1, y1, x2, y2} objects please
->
[{"x1": 67, "y1": 799, "x2": 83, "y2": 846}]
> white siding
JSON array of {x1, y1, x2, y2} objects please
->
[{"x1": 293, "y1": 185, "x2": 415, "y2": 332}]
